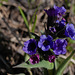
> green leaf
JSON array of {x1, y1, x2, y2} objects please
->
[
  {"x1": 24, "y1": 54, "x2": 30, "y2": 62},
  {"x1": 65, "y1": 0, "x2": 70, "y2": 7},
  {"x1": 31, "y1": 15, "x2": 37, "y2": 32},
  {"x1": 68, "y1": 38, "x2": 75, "y2": 43},
  {"x1": 67, "y1": 46, "x2": 73, "y2": 52},
  {"x1": 1, "y1": 0, "x2": 8, "y2": 2},
  {"x1": 18, "y1": 6, "x2": 32, "y2": 38},
  {"x1": 0, "y1": 3, "x2": 2, "y2": 6},
  {"x1": 13, "y1": 60, "x2": 54, "y2": 70},
  {"x1": 55, "y1": 50, "x2": 75, "y2": 75},
  {"x1": 30, "y1": 32, "x2": 40, "y2": 40},
  {"x1": 55, "y1": 58, "x2": 64, "y2": 70},
  {"x1": 30, "y1": 6, "x2": 39, "y2": 24},
  {"x1": 18, "y1": 6, "x2": 29, "y2": 31},
  {"x1": 72, "y1": 4, "x2": 75, "y2": 15}
]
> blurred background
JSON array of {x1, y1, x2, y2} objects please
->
[{"x1": 0, "y1": 0, "x2": 75, "y2": 75}]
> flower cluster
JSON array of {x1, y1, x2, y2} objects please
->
[{"x1": 22, "y1": 5, "x2": 75, "y2": 64}]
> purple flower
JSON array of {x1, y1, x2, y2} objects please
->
[
  {"x1": 65, "y1": 24, "x2": 75, "y2": 40},
  {"x1": 54, "y1": 5, "x2": 66, "y2": 18},
  {"x1": 23, "y1": 39, "x2": 37, "y2": 55},
  {"x1": 49, "y1": 27, "x2": 56, "y2": 33},
  {"x1": 48, "y1": 55, "x2": 55, "y2": 63},
  {"x1": 44, "y1": 5, "x2": 66, "y2": 17},
  {"x1": 44, "y1": 8, "x2": 58, "y2": 16},
  {"x1": 38, "y1": 35, "x2": 53, "y2": 51},
  {"x1": 56, "y1": 18, "x2": 66, "y2": 28},
  {"x1": 53, "y1": 39, "x2": 67, "y2": 55},
  {"x1": 29, "y1": 54, "x2": 40, "y2": 64}
]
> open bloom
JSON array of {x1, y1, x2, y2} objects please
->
[
  {"x1": 38, "y1": 35, "x2": 53, "y2": 51},
  {"x1": 29, "y1": 54, "x2": 40, "y2": 64},
  {"x1": 53, "y1": 39, "x2": 67, "y2": 55},
  {"x1": 23, "y1": 39, "x2": 37, "y2": 55},
  {"x1": 48, "y1": 55, "x2": 55, "y2": 63},
  {"x1": 65, "y1": 24, "x2": 75, "y2": 40}
]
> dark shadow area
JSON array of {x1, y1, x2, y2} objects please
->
[{"x1": 0, "y1": 33, "x2": 26, "y2": 74}]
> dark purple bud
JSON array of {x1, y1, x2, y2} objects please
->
[
  {"x1": 44, "y1": 8, "x2": 58, "y2": 17},
  {"x1": 44, "y1": 5, "x2": 66, "y2": 18},
  {"x1": 48, "y1": 55, "x2": 55, "y2": 63},
  {"x1": 29, "y1": 54, "x2": 40, "y2": 64}
]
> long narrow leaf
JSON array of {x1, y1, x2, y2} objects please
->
[
  {"x1": 24, "y1": 54, "x2": 30, "y2": 62},
  {"x1": 55, "y1": 50, "x2": 75, "y2": 75},
  {"x1": 18, "y1": 6, "x2": 29, "y2": 31},
  {"x1": 31, "y1": 15, "x2": 37, "y2": 32},
  {"x1": 1, "y1": 0, "x2": 8, "y2": 2},
  {"x1": 30, "y1": 6, "x2": 39, "y2": 24},
  {"x1": 55, "y1": 58, "x2": 64, "y2": 70}
]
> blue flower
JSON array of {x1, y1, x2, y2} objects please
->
[
  {"x1": 29, "y1": 54, "x2": 40, "y2": 64},
  {"x1": 56, "y1": 18, "x2": 66, "y2": 28},
  {"x1": 23, "y1": 39, "x2": 37, "y2": 55},
  {"x1": 44, "y1": 5, "x2": 66, "y2": 17},
  {"x1": 54, "y1": 5, "x2": 66, "y2": 18},
  {"x1": 65, "y1": 24, "x2": 75, "y2": 40},
  {"x1": 53, "y1": 39, "x2": 67, "y2": 55},
  {"x1": 38, "y1": 35, "x2": 53, "y2": 51}
]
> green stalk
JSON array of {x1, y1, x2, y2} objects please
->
[{"x1": 55, "y1": 50, "x2": 75, "y2": 75}]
